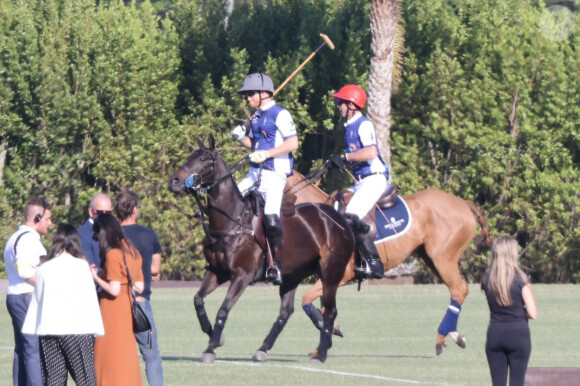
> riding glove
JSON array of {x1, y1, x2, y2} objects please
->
[
  {"x1": 230, "y1": 125, "x2": 246, "y2": 142},
  {"x1": 326, "y1": 153, "x2": 348, "y2": 169},
  {"x1": 249, "y1": 150, "x2": 270, "y2": 163}
]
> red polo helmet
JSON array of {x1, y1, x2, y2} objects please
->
[{"x1": 332, "y1": 84, "x2": 367, "y2": 109}]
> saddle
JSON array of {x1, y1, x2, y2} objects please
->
[
  {"x1": 334, "y1": 184, "x2": 398, "y2": 212},
  {"x1": 249, "y1": 193, "x2": 297, "y2": 257},
  {"x1": 248, "y1": 191, "x2": 297, "y2": 217}
]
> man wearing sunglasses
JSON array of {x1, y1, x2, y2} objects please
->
[
  {"x1": 77, "y1": 193, "x2": 113, "y2": 270},
  {"x1": 230, "y1": 73, "x2": 299, "y2": 285},
  {"x1": 328, "y1": 84, "x2": 390, "y2": 280}
]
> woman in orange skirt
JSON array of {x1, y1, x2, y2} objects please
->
[{"x1": 91, "y1": 213, "x2": 143, "y2": 386}]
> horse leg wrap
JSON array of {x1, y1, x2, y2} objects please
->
[
  {"x1": 260, "y1": 317, "x2": 288, "y2": 351},
  {"x1": 437, "y1": 298, "x2": 462, "y2": 336},
  {"x1": 303, "y1": 303, "x2": 324, "y2": 330},
  {"x1": 194, "y1": 295, "x2": 213, "y2": 336},
  {"x1": 210, "y1": 315, "x2": 227, "y2": 347},
  {"x1": 314, "y1": 325, "x2": 333, "y2": 362}
]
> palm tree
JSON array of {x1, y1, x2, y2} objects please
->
[{"x1": 367, "y1": 0, "x2": 404, "y2": 168}]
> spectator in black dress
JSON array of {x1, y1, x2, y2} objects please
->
[{"x1": 481, "y1": 235, "x2": 538, "y2": 386}]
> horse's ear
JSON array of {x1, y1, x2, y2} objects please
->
[
  {"x1": 195, "y1": 137, "x2": 205, "y2": 149},
  {"x1": 208, "y1": 134, "x2": 215, "y2": 150}
]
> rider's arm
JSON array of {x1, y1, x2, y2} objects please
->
[
  {"x1": 239, "y1": 136, "x2": 252, "y2": 149},
  {"x1": 268, "y1": 135, "x2": 299, "y2": 158},
  {"x1": 346, "y1": 120, "x2": 379, "y2": 162},
  {"x1": 345, "y1": 145, "x2": 377, "y2": 162},
  {"x1": 267, "y1": 109, "x2": 298, "y2": 158}
]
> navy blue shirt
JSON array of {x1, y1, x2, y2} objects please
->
[
  {"x1": 122, "y1": 224, "x2": 162, "y2": 300},
  {"x1": 78, "y1": 218, "x2": 100, "y2": 268},
  {"x1": 482, "y1": 273, "x2": 529, "y2": 328}
]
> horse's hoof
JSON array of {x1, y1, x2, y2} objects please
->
[
  {"x1": 449, "y1": 331, "x2": 466, "y2": 349},
  {"x1": 309, "y1": 357, "x2": 324, "y2": 365},
  {"x1": 332, "y1": 324, "x2": 344, "y2": 338},
  {"x1": 219, "y1": 334, "x2": 226, "y2": 347},
  {"x1": 252, "y1": 350, "x2": 269, "y2": 362},
  {"x1": 435, "y1": 342, "x2": 447, "y2": 356},
  {"x1": 308, "y1": 349, "x2": 318, "y2": 357},
  {"x1": 201, "y1": 352, "x2": 216, "y2": 363}
]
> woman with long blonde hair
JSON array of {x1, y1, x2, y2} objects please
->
[{"x1": 481, "y1": 236, "x2": 537, "y2": 386}]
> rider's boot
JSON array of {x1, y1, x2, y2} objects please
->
[
  {"x1": 263, "y1": 214, "x2": 283, "y2": 285},
  {"x1": 356, "y1": 237, "x2": 384, "y2": 279},
  {"x1": 344, "y1": 213, "x2": 384, "y2": 279}
]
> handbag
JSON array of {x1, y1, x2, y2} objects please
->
[{"x1": 122, "y1": 250, "x2": 152, "y2": 333}]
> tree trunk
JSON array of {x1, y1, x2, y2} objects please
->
[
  {"x1": 367, "y1": 0, "x2": 399, "y2": 168},
  {"x1": 0, "y1": 139, "x2": 6, "y2": 186}
]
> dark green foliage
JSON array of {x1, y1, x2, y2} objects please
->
[{"x1": 0, "y1": 0, "x2": 578, "y2": 282}]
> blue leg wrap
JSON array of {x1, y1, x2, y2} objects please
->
[
  {"x1": 303, "y1": 303, "x2": 324, "y2": 330},
  {"x1": 437, "y1": 298, "x2": 462, "y2": 336}
]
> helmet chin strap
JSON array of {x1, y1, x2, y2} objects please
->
[
  {"x1": 258, "y1": 92, "x2": 273, "y2": 108},
  {"x1": 344, "y1": 102, "x2": 359, "y2": 120}
]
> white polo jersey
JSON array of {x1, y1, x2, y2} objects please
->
[{"x1": 4, "y1": 225, "x2": 46, "y2": 295}]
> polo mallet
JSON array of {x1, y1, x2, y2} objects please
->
[
  {"x1": 237, "y1": 33, "x2": 335, "y2": 127},
  {"x1": 273, "y1": 33, "x2": 335, "y2": 96}
]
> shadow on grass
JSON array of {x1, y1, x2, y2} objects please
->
[{"x1": 162, "y1": 352, "x2": 433, "y2": 363}]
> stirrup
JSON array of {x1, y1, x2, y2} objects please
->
[
  {"x1": 354, "y1": 263, "x2": 371, "y2": 276},
  {"x1": 354, "y1": 260, "x2": 383, "y2": 279},
  {"x1": 265, "y1": 266, "x2": 282, "y2": 285}
]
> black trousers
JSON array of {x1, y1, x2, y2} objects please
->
[
  {"x1": 485, "y1": 324, "x2": 531, "y2": 386},
  {"x1": 39, "y1": 334, "x2": 97, "y2": 386}
]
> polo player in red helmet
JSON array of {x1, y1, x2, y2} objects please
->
[{"x1": 329, "y1": 84, "x2": 390, "y2": 279}]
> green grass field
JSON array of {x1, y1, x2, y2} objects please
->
[{"x1": 1, "y1": 283, "x2": 578, "y2": 385}]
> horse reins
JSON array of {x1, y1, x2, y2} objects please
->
[{"x1": 181, "y1": 150, "x2": 254, "y2": 239}]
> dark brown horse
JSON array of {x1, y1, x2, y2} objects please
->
[
  {"x1": 168, "y1": 137, "x2": 355, "y2": 364},
  {"x1": 285, "y1": 171, "x2": 490, "y2": 355}
]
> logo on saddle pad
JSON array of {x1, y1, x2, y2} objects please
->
[{"x1": 374, "y1": 196, "x2": 412, "y2": 243}]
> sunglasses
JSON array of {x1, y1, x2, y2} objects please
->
[
  {"x1": 95, "y1": 210, "x2": 112, "y2": 216},
  {"x1": 336, "y1": 99, "x2": 346, "y2": 106},
  {"x1": 245, "y1": 91, "x2": 259, "y2": 98}
]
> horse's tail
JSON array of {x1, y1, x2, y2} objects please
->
[{"x1": 465, "y1": 201, "x2": 493, "y2": 252}]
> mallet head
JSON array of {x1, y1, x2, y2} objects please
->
[{"x1": 319, "y1": 33, "x2": 335, "y2": 50}]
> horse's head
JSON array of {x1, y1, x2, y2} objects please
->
[{"x1": 169, "y1": 136, "x2": 220, "y2": 193}]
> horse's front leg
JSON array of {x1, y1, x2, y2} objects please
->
[
  {"x1": 194, "y1": 271, "x2": 221, "y2": 340},
  {"x1": 253, "y1": 282, "x2": 298, "y2": 362},
  {"x1": 302, "y1": 279, "x2": 344, "y2": 338},
  {"x1": 201, "y1": 275, "x2": 253, "y2": 363},
  {"x1": 310, "y1": 281, "x2": 339, "y2": 364}
]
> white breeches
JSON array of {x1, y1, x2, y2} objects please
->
[
  {"x1": 237, "y1": 167, "x2": 288, "y2": 216},
  {"x1": 345, "y1": 174, "x2": 389, "y2": 219}
]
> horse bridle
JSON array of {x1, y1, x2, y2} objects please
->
[
  {"x1": 181, "y1": 149, "x2": 219, "y2": 192},
  {"x1": 180, "y1": 149, "x2": 254, "y2": 239}
]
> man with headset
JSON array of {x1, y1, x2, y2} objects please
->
[
  {"x1": 230, "y1": 73, "x2": 299, "y2": 285},
  {"x1": 4, "y1": 197, "x2": 53, "y2": 385}
]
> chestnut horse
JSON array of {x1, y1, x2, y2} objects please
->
[
  {"x1": 168, "y1": 137, "x2": 355, "y2": 364},
  {"x1": 285, "y1": 171, "x2": 491, "y2": 355}
]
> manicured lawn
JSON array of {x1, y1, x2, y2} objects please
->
[{"x1": 1, "y1": 283, "x2": 578, "y2": 385}]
